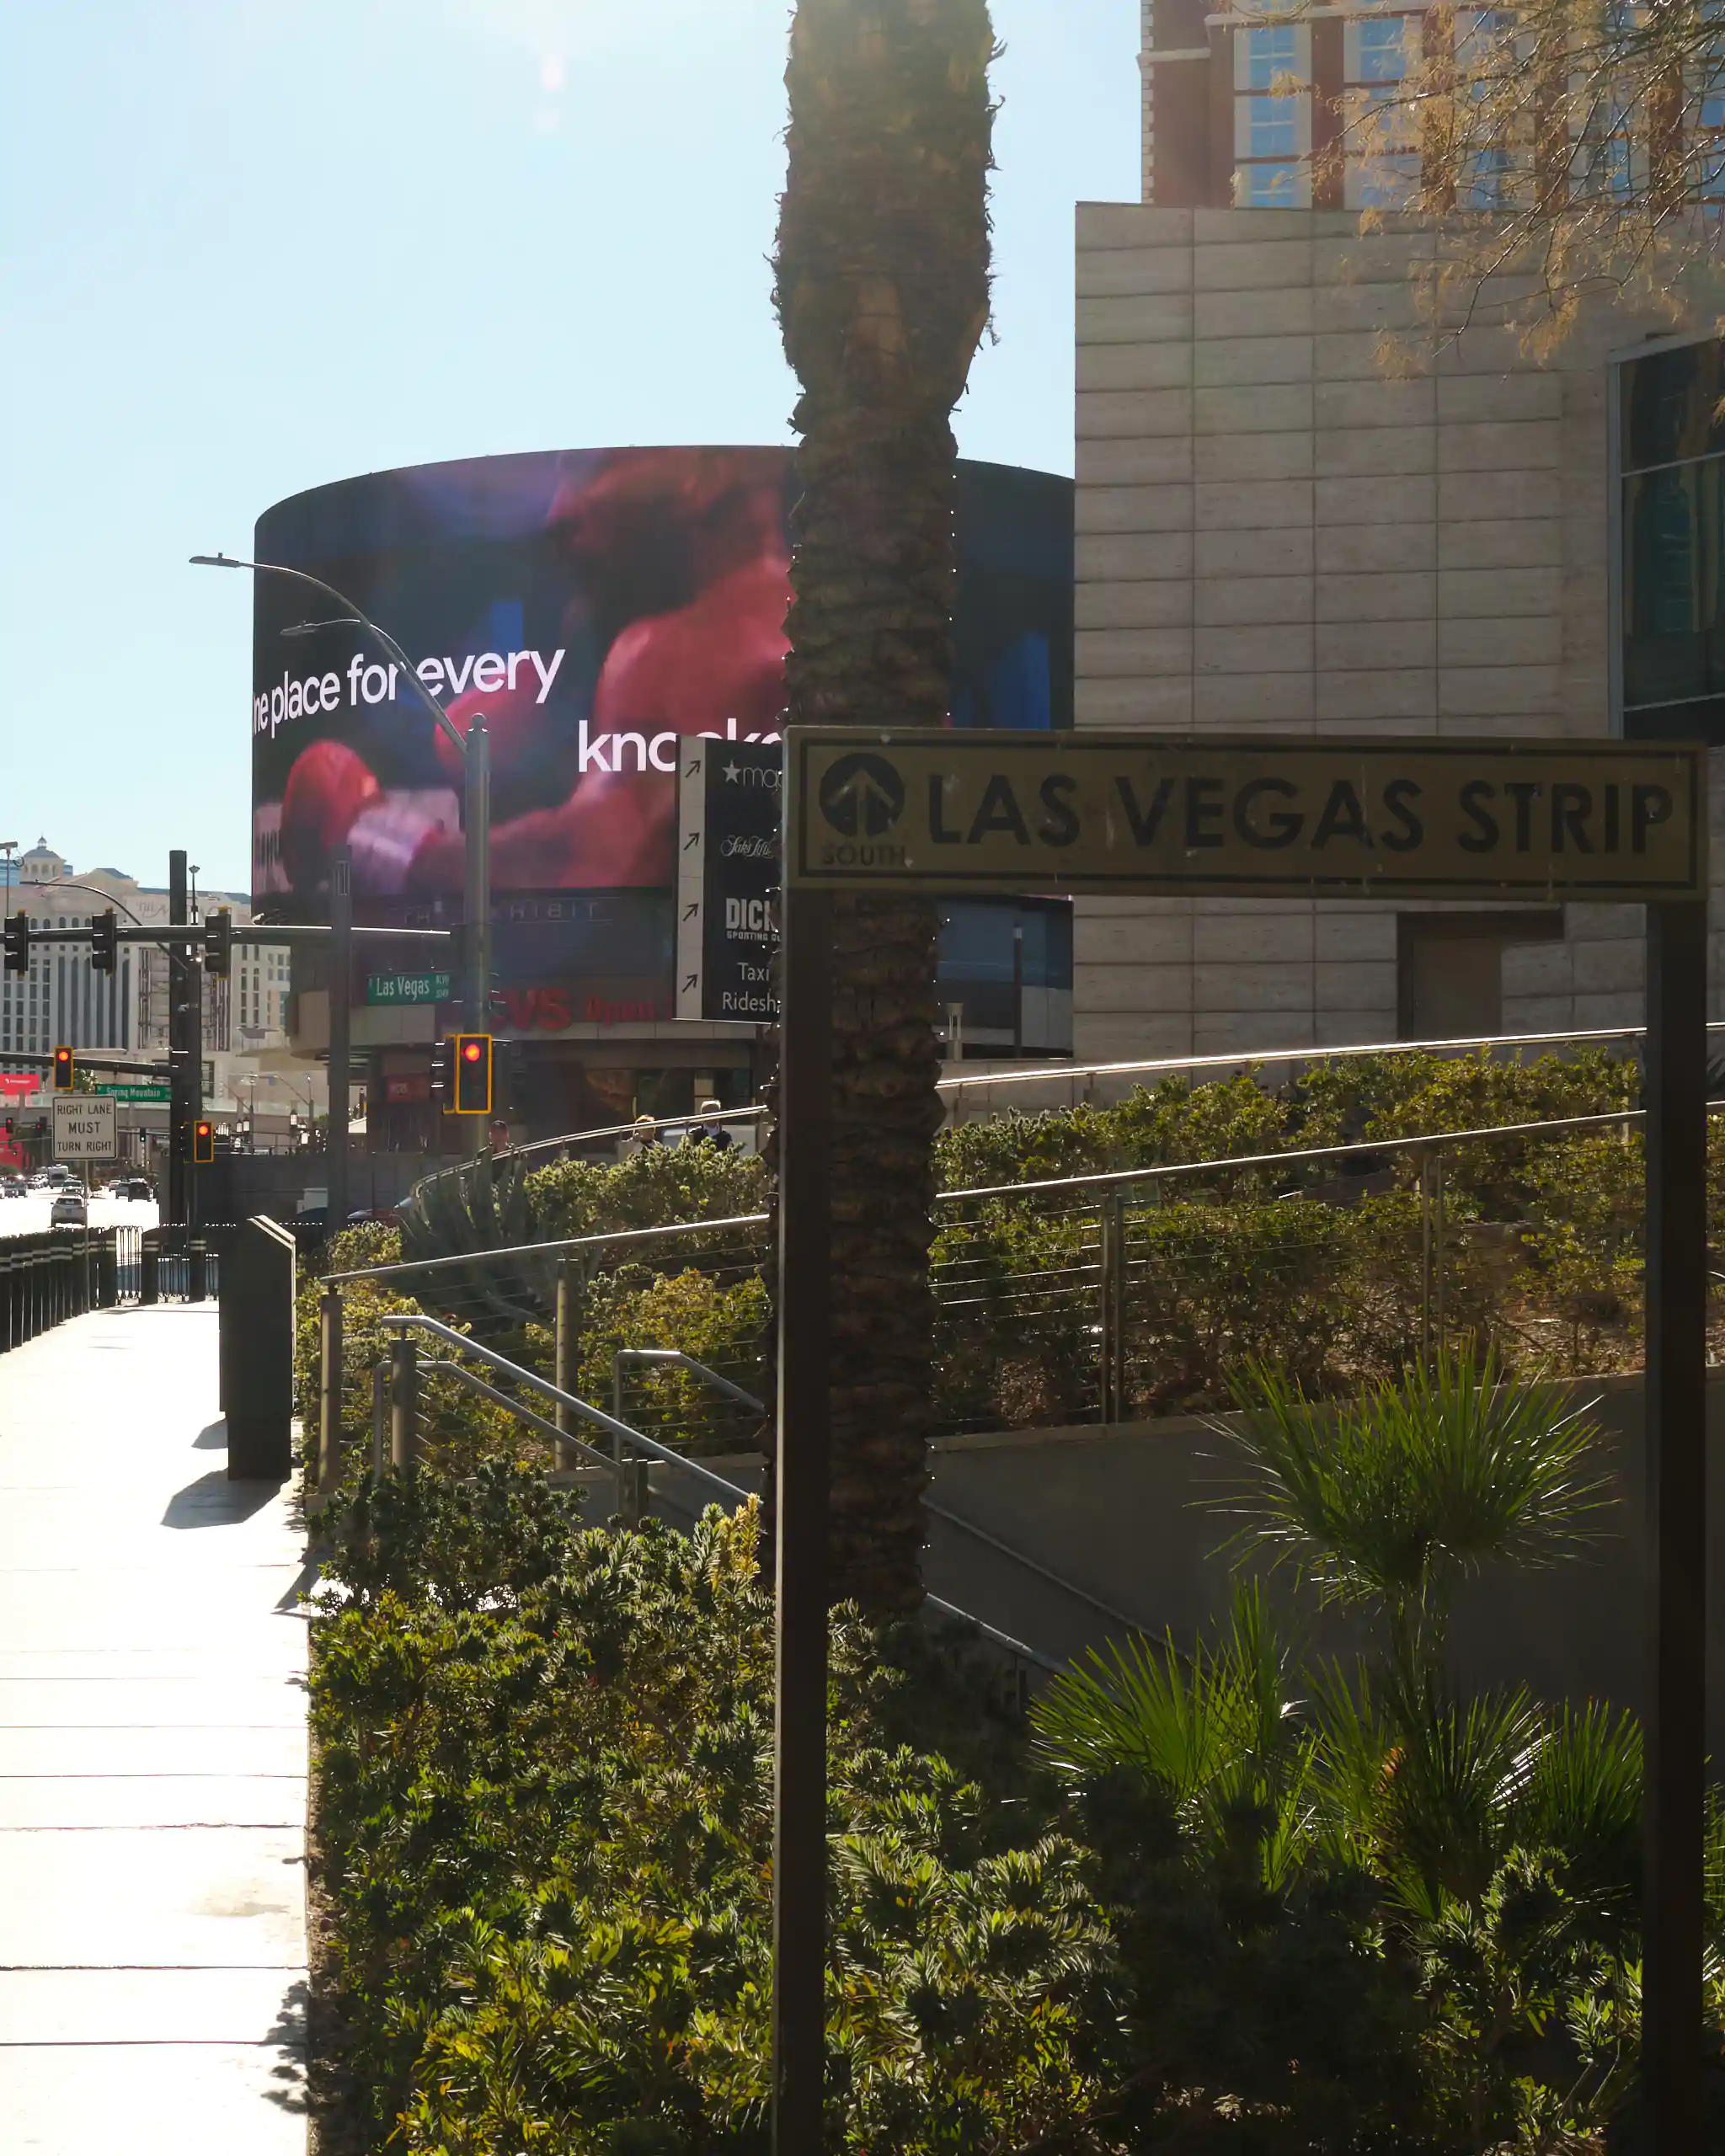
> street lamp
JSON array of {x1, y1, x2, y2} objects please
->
[{"x1": 190, "y1": 552, "x2": 492, "y2": 1110}]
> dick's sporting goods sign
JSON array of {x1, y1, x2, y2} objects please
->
[{"x1": 785, "y1": 730, "x2": 1705, "y2": 901}]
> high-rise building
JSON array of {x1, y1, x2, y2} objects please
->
[
  {"x1": 0, "y1": 842, "x2": 289, "y2": 1068},
  {"x1": 1069, "y1": 6, "x2": 1725, "y2": 1059}
]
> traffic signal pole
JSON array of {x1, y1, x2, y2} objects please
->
[
  {"x1": 462, "y1": 718, "x2": 491, "y2": 1156},
  {"x1": 168, "y1": 851, "x2": 188, "y2": 1230},
  {"x1": 327, "y1": 846, "x2": 351, "y2": 1235}
]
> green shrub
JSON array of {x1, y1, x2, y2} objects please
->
[
  {"x1": 311, "y1": 1477, "x2": 1124, "y2": 2154},
  {"x1": 527, "y1": 1145, "x2": 766, "y2": 1244}
]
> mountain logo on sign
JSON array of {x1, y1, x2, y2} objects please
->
[{"x1": 819, "y1": 754, "x2": 905, "y2": 839}]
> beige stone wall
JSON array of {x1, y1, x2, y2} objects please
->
[{"x1": 1072, "y1": 200, "x2": 1705, "y2": 1060}]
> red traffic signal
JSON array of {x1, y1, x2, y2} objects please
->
[
  {"x1": 452, "y1": 1033, "x2": 493, "y2": 1116},
  {"x1": 191, "y1": 1118, "x2": 215, "y2": 1166},
  {"x1": 51, "y1": 1046, "x2": 74, "y2": 1092}
]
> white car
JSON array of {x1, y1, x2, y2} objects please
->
[{"x1": 50, "y1": 1193, "x2": 88, "y2": 1228}]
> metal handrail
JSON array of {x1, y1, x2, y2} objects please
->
[
  {"x1": 377, "y1": 1313, "x2": 751, "y2": 1506},
  {"x1": 937, "y1": 1107, "x2": 1669, "y2": 1204},
  {"x1": 614, "y1": 1346, "x2": 767, "y2": 1415},
  {"x1": 400, "y1": 1016, "x2": 1702, "y2": 1209},
  {"x1": 330, "y1": 1211, "x2": 771, "y2": 1287},
  {"x1": 380, "y1": 1320, "x2": 1059, "y2": 1673},
  {"x1": 418, "y1": 1360, "x2": 625, "y2": 1479},
  {"x1": 937, "y1": 1018, "x2": 1725, "y2": 1096},
  {"x1": 337, "y1": 1105, "x2": 1677, "y2": 1285},
  {"x1": 608, "y1": 1348, "x2": 1065, "y2": 1673}
]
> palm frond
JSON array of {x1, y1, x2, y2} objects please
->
[{"x1": 1215, "y1": 1349, "x2": 1613, "y2": 1675}]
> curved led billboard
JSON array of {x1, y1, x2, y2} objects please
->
[{"x1": 252, "y1": 446, "x2": 1073, "y2": 911}]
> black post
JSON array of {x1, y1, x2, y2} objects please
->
[
  {"x1": 327, "y1": 846, "x2": 352, "y2": 1237},
  {"x1": 168, "y1": 851, "x2": 188, "y2": 1230},
  {"x1": 1643, "y1": 896, "x2": 1709, "y2": 2152},
  {"x1": 771, "y1": 882, "x2": 834, "y2": 2156}
]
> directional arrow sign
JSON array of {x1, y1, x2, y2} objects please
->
[{"x1": 676, "y1": 739, "x2": 782, "y2": 1022}]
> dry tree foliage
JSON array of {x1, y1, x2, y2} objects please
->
[{"x1": 1252, "y1": 0, "x2": 1725, "y2": 355}]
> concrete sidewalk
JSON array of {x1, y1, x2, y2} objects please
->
[{"x1": 0, "y1": 1305, "x2": 307, "y2": 2153}]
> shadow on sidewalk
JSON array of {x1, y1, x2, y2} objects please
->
[{"x1": 163, "y1": 1462, "x2": 285, "y2": 1529}]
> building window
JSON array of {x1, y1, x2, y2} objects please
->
[
  {"x1": 1234, "y1": 19, "x2": 1311, "y2": 206},
  {"x1": 1243, "y1": 23, "x2": 1297, "y2": 90},
  {"x1": 1236, "y1": 159, "x2": 1301, "y2": 205},
  {"x1": 1246, "y1": 93, "x2": 1298, "y2": 158},
  {"x1": 1616, "y1": 335, "x2": 1725, "y2": 741},
  {"x1": 1343, "y1": 13, "x2": 1417, "y2": 208}
]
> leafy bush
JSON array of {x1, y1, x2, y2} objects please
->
[
  {"x1": 527, "y1": 1144, "x2": 766, "y2": 1244},
  {"x1": 311, "y1": 1475, "x2": 1125, "y2": 2154},
  {"x1": 578, "y1": 1268, "x2": 771, "y2": 1454}
]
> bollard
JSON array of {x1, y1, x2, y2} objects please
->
[
  {"x1": 141, "y1": 1234, "x2": 159, "y2": 1307},
  {"x1": 389, "y1": 1335, "x2": 419, "y2": 1475},
  {"x1": 553, "y1": 1258, "x2": 581, "y2": 1472},
  {"x1": 188, "y1": 1240, "x2": 207, "y2": 1305},
  {"x1": 97, "y1": 1234, "x2": 118, "y2": 1310},
  {"x1": 318, "y1": 1286, "x2": 344, "y2": 1494},
  {"x1": 371, "y1": 1363, "x2": 388, "y2": 1480}
]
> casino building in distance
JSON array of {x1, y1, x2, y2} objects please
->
[{"x1": 1064, "y1": 1, "x2": 1725, "y2": 1059}]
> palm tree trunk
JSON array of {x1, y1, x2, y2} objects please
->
[{"x1": 773, "y1": 0, "x2": 996, "y2": 1613}]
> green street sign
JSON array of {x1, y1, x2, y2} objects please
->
[
  {"x1": 96, "y1": 1083, "x2": 171, "y2": 1103},
  {"x1": 367, "y1": 970, "x2": 452, "y2": 1006}
]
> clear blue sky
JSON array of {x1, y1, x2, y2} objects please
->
[{"x1": 0, "y1": 0, "x2": 1137, "y2": 893}]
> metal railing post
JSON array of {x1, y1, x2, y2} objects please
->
[
  {"x1": 318, "y1": 1285, "x2": 344, "y2": 1493},
  {"x1": 611, "y1": 1353, "x2": 645, "y2": 1526},
  {"x1": 554, "y1": 1257, "x2": 581, "y2": 1472},
  {"x1": 1420, "y1": 1152, "x2": 1435, "y2": 1365},
  {"x1": 389, "y1": 1334, "x2": 419, "y2": 1475},
  {"x1": 1097, "y1": 1195, "x2": 1124, "y2": 1424},
  {"x1": 1432, "y1": 1148, "x2": 1446, "y2": 1350},
  {"x1": 371, "y1": 1362, "x2": 389, "y2": 1479}
]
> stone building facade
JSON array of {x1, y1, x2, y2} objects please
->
[{"x1": 1071, "y1": 3, "x2": 1725, "y2": 1061}]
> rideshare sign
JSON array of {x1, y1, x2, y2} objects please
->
[{"x1": 785, "y1": 730, "x2": 1706, "y2": 900}]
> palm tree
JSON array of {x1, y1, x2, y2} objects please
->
[
  {"x1": 772, "y1": 0, "x2": 997, "y2": 1613},
  {"x1": 1218, "y1": 1349, "x2": 1611, "y2": 1688}
]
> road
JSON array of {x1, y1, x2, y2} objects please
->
[{"x1": 0, "y1": 1196, "x2": 160, "y2": 1241}]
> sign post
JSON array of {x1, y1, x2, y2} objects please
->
[{"x1": 775, "y1": 728, "x2": 1708, "y2": 2153}]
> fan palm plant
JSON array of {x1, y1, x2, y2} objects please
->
[
  {"x1": 772, "y1": 0, "x2": 997, "y2": 1613},
  {"x1": 1031, "y1": 1583, "x2": 1321, "y2": 1897},
  {"x1": 1218, "y1": 1348, "x2": 1612, "y2": 1687}
]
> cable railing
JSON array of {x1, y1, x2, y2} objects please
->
[
  {"x1": 323, "y1": 1315, "x2": 1059, "y2": 1680},
  {"x1": 398, "y1": 1016, "x2": 1703, "y2": 1211},
  {"x1": 326, "y1": 1091, "x2": 1712, "y2": 1443}
]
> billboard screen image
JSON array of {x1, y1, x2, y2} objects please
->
[{"x1": 252, "y1": 446, "x2": 1073, "y2": 912}]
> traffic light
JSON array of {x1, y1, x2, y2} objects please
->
[
  {"x1": 3, "y1": 912, "x2": 26, "y2": 975},
  {"x1": 52, "y1": 1046, "x2": 74, "y2": 1092},
  {"x1": 452, "y1": 1033, "x2": 493, "y2": 1115},
  {"x1": 431, "y1": 1037, "x2": 456, "y2": 1113},
  {"x1": 204, "y1": 908, "x2": 233, "y2": 977},
  {"x1": 190, "y1": 1118, "x2": 215, "y2": 1165},
  {"x1": 90, "y1": 910, "x2": 118, "y2": 975}
]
